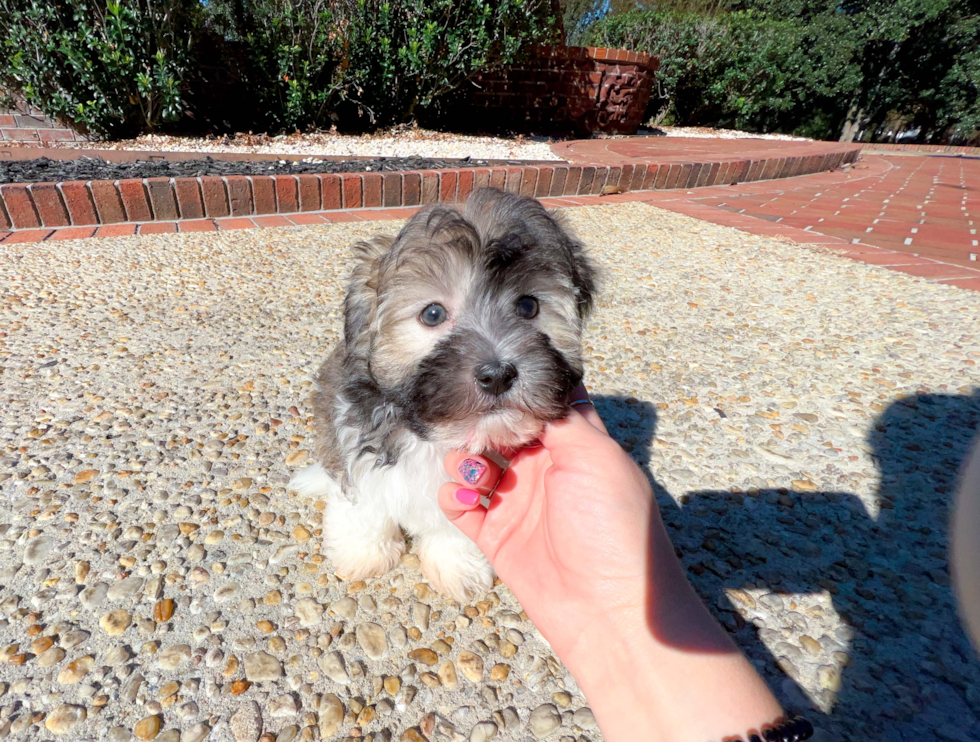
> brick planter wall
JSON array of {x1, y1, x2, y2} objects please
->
[
  {"x1": 0, "y1": 96, "x2": 87, "y2": 144},
  {"x1": 464, "y1": 45, "x2": 659, "y2": 136}
]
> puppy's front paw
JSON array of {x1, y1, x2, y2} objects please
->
[
  {"x1": 326, "y1": 533, "x2": 405, "y2": 581},
  {"x1": 288, "y1": 463, "x2": 335, "y2": 498},
  {"x1": 418, "y1": 535, "x2": 494, "y2": 603},
  {"x1": 323, "y1": 513, "x2": 405, "y2": 580}
]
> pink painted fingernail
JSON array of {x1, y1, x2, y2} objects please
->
[
  {"x1": 458, "y1": 458, "x2": 487, "y2": 485},
  {"x1": 455, "y1": 488, "x2": 481, "y2": 506}
]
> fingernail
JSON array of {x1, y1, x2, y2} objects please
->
[
  {"x1": 455, "y1": 488, "x2": 481, "y2": 506},
  {"x1": 458, "y1": 458, "x2": 487, "y2": 486}
]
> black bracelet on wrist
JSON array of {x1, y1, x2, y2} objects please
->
[{"x1": 727, "y1": 715, "x2": 814, "y2": 742}]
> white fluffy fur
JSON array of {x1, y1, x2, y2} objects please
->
[
  {"x1": 289, "y1": 438, "x2": 494, "y2": 601},
  {"x1": 287, "y1": 462, "x2": 333, "y2": 498}
]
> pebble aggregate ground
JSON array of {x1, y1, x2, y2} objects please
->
[
  {"x1": 1, "y1": 203, "x2": 979, "y2": 742},
  {"x1": 30, "y1": 125, "x2": 808, "y2": 163},
  {"x1": 48, "y1": 130, "x2": 564, "y2": 163}
]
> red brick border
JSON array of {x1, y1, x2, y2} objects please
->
[
  {"x1": 860, "y1": 142, "x2": 980, "y2": 156},
  {"x1": 0, "y1": 144, "x2": 861, "y2": 242}
]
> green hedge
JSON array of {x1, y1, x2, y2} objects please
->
[
  {"x1": 579, "y1": 9, "x2": 858, "y2": 137},
  {"x1": 0, "y1": 0, "x2": 199, "y2": 139},
  {"x1": 577, "y1": 4, "x2": 979, "y2": 143},
  {"x1": 336, "y1": 0, "x2": 558, "y2": 129},
  {"x1": 0, "y1": 0, "x2": 559, "y2": 138}
]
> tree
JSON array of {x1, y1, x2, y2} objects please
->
[
  {"x1": 739, "y1": 0, "x2": 978, "y2": 141},
  {"x1": 887, "y1": 0, "x2": 980, "y2": 141}
]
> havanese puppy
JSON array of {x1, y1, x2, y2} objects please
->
[{"x1": 290, "y1": 187, "x2": 596, "y2": 601}]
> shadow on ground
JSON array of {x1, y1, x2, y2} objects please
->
[{"x1": 592, "y1": 391, "x2": 980, "y2": 742}]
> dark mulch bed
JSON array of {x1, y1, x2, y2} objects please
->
[{"x1": 0, "y1": 155, "x2": 501, "y2": 184}]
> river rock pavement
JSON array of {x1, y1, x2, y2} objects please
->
[{"x1": 1, "y1": 202, "x2": 979, "y2": 742}]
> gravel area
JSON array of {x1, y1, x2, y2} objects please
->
[
  {"x1": 1, "y1": 202, "x2": 979, "y2": 742},
  {"x1": 40, "y1": 129, "x2": 564, "y2": 162},
  {"x1": 0, "y1": 157, "x2": 496, "y2": 186},
  {"x1": 646, "y1": 126, "x2": 812, "y2": 141}
]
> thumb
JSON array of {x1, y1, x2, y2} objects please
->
[{"x1": 540, "y1": 403, "x2": 611, "y2": 455}]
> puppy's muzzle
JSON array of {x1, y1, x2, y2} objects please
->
[{"x1": 474, "y1": 361, "x2": 518, "y2": 396}]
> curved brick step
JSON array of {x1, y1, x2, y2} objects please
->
[{"x1": 0, "y1": 138, "x2": 861, "y2": 234}]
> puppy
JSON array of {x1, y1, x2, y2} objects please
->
[{"x1": 290, "y1": 188, "x2": 596, "y2": 601}]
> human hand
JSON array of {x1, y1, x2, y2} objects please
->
[
  {"x1": 440, "y1": 388, "x2": 785, "y2": 741},
  {"x1": 438, "y1": 388, "x2": 680, "y2": 662}
]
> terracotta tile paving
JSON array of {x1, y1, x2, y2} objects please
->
[
  {"x1": 623, "y1": 153, "x2": 980, "y2": 291},
  {"x1": 678, "y1": 155, "x2": 979, "y2": 268}
]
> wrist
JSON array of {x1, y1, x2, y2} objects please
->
[{"x1": 558, "y1": 573, "x2": 784, "y2": 742}]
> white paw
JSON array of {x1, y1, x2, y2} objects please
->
[
  {"x1": 323, "y1": 511, "x2": 405, "y2": 580},
  {"x1": 418, "y1": 537, "x2": 494, "y2": 603},
  {"x1": 288, "y1": 463, "x2": 335, "y2": 498}
]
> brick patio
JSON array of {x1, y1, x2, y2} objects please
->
[
  {"x1": 685, "y1": 155, "x2": 978, "y2": 266},
  {"x1": 633, "y1": 153, "x2": 980, "y2": 290},
  {"x1": 0, "y1": 99, "x2": 86, "y2": 144}
]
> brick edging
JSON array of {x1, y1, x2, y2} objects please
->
[
  {"x1": 861, "y1": 142, "x2": 980, "y2": 156},
  {"x1": 0, "y1": 148, "x2": 861, "y2": 232}
]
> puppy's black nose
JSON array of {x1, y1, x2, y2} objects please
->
[{"x1": 474, "y1": 362, "x2": 518, "y2": 396}]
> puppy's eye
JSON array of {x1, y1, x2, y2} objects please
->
[
  {"x1": 419, "y1": 303, "x2": 448, "y2": 327},
  {"x1": 515, "y1": 295, "x2": 539, "y2": 319}
]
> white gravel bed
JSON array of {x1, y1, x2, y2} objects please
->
[
  {"x1": 1, "y1": 203, "x2": 979, "y2": 742},
  {"x1": 646, "y1": 125, "x2": 812, "y2": 141},
  {"x1": 45, "y1": 129, "x2": 564, "y2": 162}
]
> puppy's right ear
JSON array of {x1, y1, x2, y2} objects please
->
[{"x1": 343, "y1": 235, "x2": 393, "y2": 350}]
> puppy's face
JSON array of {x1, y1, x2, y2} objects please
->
[{"x1": 344, "y1": 188, "x2": 596, "y2": 451}]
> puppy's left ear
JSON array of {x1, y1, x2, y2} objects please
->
[
  {"x1": 343, "y1": 235, "x2": 393, "y2": 350},
  {"x1": 558, "y1": 224, "x2": 597, "y2": 321},
  {"x1": 569, "y1": 240, "x2": 597, "y2": 321}
]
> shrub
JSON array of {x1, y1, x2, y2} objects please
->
[
  {"x1": 0, "y1": 0, "x2": 561, "y2": 136},
  {"x1": 331, "y1": 0, "x2": 561, "y2": 129},
  {"x1": 201, "y1": 0, "x2": 345, "y2": 132},
  {"x1": 0, "y1": 0, "x2": 199, "y2": 139},
  {"x1": 199, "y1": 0, "x2": 560, "y2": 132},
  {"x1": 580, "y1": 1, "x2": 978, "y2": 142}
]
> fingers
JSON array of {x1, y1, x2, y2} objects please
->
[
  {"x1": 443, "y1": 451, "x2": 504, "y2": 495},
  {"x1": 567, "y1": 383, "x2": 608, "y2": 434},
  {"x1": 437, "y1": 481, "x2": 487, "y2": 542}
]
